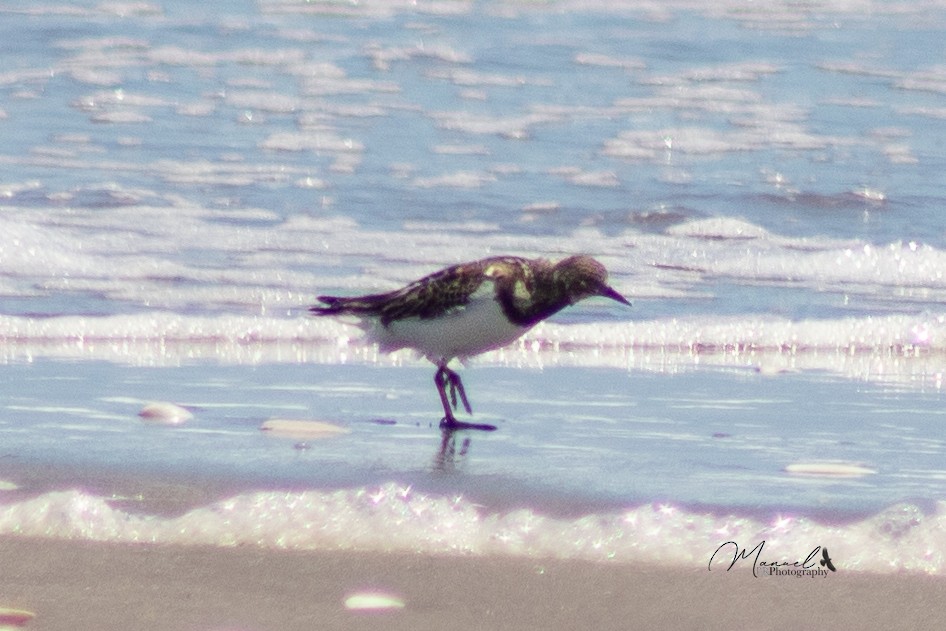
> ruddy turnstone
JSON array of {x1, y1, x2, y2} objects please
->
[{"x1": 310, "y1": 255, "x2": 630, "y2": 430}]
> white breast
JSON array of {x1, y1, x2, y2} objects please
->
[{"x1": 365, "y1": 282, "x2": 530, "y2": 363}]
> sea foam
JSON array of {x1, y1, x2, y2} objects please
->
[
  {"x1": 3, "y1": 209, "x2": 946, "y2": 389},
  {"x1": 0, "y1": 484, "x2": 942, "y2": 575}
]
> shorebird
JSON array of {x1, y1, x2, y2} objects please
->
[{"x1": 310, "y1": 255, "x2": 630, "y2": 430}]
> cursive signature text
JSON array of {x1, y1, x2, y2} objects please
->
[{"x1": 708, "y1": 540, "x2": 827, "y2": 577}]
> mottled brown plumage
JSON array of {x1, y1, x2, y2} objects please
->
[{"x1": 312, "y1": 255, "x2": 627, "y2": 327}]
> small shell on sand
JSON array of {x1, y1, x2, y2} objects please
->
[
  {"x1": 0, "y1": 480, "x2": 19, "y2": 491},
  {"x1": 138, "y1": 402, "x2": 193, "y2": 424},
  {"x1": 260, "y1": 419, "x2": 350, "y2": 440},
  {"x1": 785, "y1": 462, "x2": 876, "y2": 478},
  {"x1": 0, "y1": 607, "x2": 36, "y2": 627},
  {"x1": 344, "y1": 592, "x2": 405, "y2": 611}
]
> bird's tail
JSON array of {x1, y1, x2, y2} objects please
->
[
  {"x1": 309, "y1": 295, "x2": 385, "y2": 317},
  {"x1": 309, "y1": 296, "x2": 346, "y2": 316}
]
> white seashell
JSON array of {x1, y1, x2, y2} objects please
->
[
  {"x1": 260, "y1": 419, "x2": 350, "y2": 440},
  {"x1": 0, "y1": 607, "x2": 35, "y2": 627},
  {"x1": 785, "y1": 462, "x2": 876, "y2": 478},
  {"x1": 138, "y1": 402, "x2": 193, "y2": 424},
  {"x1": 344, "y1": 592, "x2": 405, "y2": 610}
]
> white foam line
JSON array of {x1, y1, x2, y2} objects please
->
[
  {"x1": 1, "y1": 312, "x2": 945, "y2": 389},
  {"x1": 3, "y1": 483, "x2": 942, "y2": 574}
]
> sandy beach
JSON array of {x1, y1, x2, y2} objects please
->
[{"x1": 1, "y1": 536, "x2": 942, "y2": 631}]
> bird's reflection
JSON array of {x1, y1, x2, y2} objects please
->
[
  {"x1": 432, "y1": 418, "x2": 497, "y2": 471},
  {"x1": 433, "y1": 428, "x2": 471, "y2": 472}
]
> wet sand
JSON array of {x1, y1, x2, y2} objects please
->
[{"x1": 1, "y1": 536, "x2": 942, "y2": 631}]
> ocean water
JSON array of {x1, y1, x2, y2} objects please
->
[{"x1": 2, "y1": 0, "x2": 946, "y2": 574}]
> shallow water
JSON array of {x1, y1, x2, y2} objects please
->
[
  {"x1": 2, "y1": 0, "x2": 946, "y2": 573},
  {"x1": 2, "y1": 358, "x2": 945, "y2": 511}
]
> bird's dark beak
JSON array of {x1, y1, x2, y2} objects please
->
[{"x1": 600, "y1": 284, "x2": 632, "y2": 306}]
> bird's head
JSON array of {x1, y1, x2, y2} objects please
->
[{"x1": 552, "y1": 255, "x2": 631, "y2": 306}]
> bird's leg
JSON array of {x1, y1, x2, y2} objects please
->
[
  {"x1": 434, "y1": 366, "x2": 459, "y2": 426},
  {"x1": 434, "y1": 364, "x2": 472, "y2": 427},
  {"x1": 443, "y1": 365, "x2": 472, "y2": 415},
  {"x1": 435, "y1": 365, "x2": 496, "y2": 431}
]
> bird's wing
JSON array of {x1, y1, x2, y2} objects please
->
[{"x1": 311, "y1": 257, "x2": 529, "y2": 325}]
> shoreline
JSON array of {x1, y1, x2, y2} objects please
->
[{"x1": 1, "y1": 536, "x2": 942, "y2": 630}]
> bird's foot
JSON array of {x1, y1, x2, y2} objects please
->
[{"x1": 440, "y1": 415, "x2": 497, "y2": 432}]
